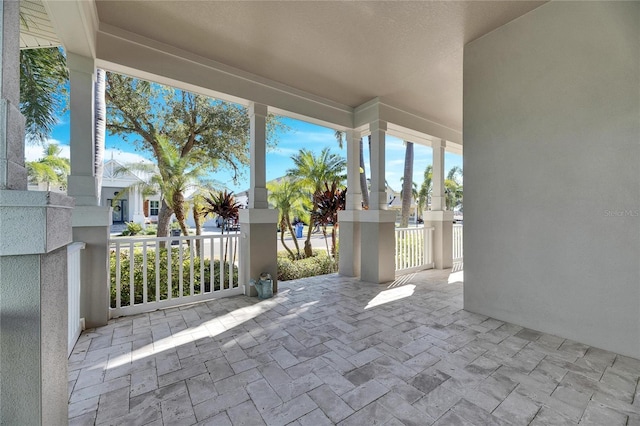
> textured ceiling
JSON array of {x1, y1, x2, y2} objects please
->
[{"x1": 96, "y1": 1, "x2": 544, "y2": 131}]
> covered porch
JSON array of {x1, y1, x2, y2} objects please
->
[{"x1": 68, "y1": 269, "x2": 640, "y2": 425}]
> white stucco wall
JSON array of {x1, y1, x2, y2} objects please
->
[{"x1": 463, "y1": 1, "x2": 640, "y2": 358}]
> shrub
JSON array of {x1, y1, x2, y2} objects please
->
[
  {"x1": 143, "y1": 224, "x2": 157, "y2": 235},
  {"x1": 110, "y1": 247, "x2": 238, "y2": 307},
  {"x1": 121, "y1": 221, "x2": 143, "y2": 236},
  {"x1": 277, "y1": 250, "x2": 337, "y2": 281}
]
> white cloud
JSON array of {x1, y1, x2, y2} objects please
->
[
  {"x1": 24, "y1": 140, "x2": 153, "y2": 165},
  {"x1": 24, "y1": 139, "x2": 69, "y2": 161}
]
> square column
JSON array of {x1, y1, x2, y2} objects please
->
[
  {"x1": 338, "y1": 130, "x2": 361, "y2": 277},
  {"x1": 0, "y1": 3, "x2": 72, "y2": 423},
  {"x1": 249, "y1": 103, "x2": 268, "y2": 209},
  {"x1": 241, "y1": 102, "x2": 278, "y2": 296},
  {"x1": 359, "y1": 121, "x2": 395, "y2": 283},
  {"x1": 67, "y1": 53, "x2": 111, "y2": 327},
  {"x1": 425, "y1": 139, "x2": 453, "y2": 269},
  {"x1": 369, "y1": 120, "x2": 388, "y2": 210}
]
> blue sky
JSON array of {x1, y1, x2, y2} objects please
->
[{"x1": 29, "y1": 106, "x2": 462, "y2": 194}]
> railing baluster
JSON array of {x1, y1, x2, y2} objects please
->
[
  {"x1": 178, "y1": 237, "x2": 184, "y2": 298},
  {"x1": 167, "y1": 242, "x2": 172, "y2": 300},
  {"x1": 115, "y1": 241, "x2": 121, "y2": 309},
  {"x1": 142, "y1": 241, "x2": 148, "y2": 304},
  {"x1": 155, "y1": 240, "x2": 160, "y2": 302},
  {"x1": 129, "y1": 241, "x2": 135, "y2": 306},
  {"x1": 210, "y1": 235, "x2": 215, "y2": 292},
  {"x1": 189, "y1": 238, "x2": 195, "y2": 296}
]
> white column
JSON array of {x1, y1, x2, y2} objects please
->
[
  {"x1": 358, "y1": 121, "x2": 396, "y2": 283},
  {"x1": 0, "y1": 2, "x2": 71, "y2": 424},
  {"x1": 249, "y1": 103, "x2": 268, "y2": 209},
  {"x1": 67, "y1": 53, "x2": 99, "y2": 206},
  {"x1": 338, "y1": 130, "x2": 362, "y2": 277},
  {"x1": 240, "y1": 102, "x2": 278, "y2": 296},
  {"x1": 424, "y1": 138, "x2": 453, "y2": 269},
  {"x1": 369, "y1": 120, "x2": 388, "y2": 210},
  {"x1": 431, "y1": 138, "x2": 446, "y2": 211},
  {"x1": 67, "y1": 53, "x2": 111, "y2": 328},
  {"x1": 345, "y1": 130, "x2": 362, "y2": 210}
]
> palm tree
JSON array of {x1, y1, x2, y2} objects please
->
[
  {"x1": 268, "y1": 180, "x2": 310, "y2": 260},
  {"x1": 311, "y1": 182, "x2": 346, "y2": 261},
  {"x1": 418, "y1": 165, "x2": 433, "y2": 214},
  {"x1": 400, "y1": 141, "x2": 414, "y2": 227},
  {"x1": 286, "y1": 147, "x2": 346, "y2": 257},
  {"x1": 94, "y1": 69, "x2": 106, "y2": 200},
  {"x1": 19, "y1": 47, "x2": 68, "y2": 143},
  {"x1": 202, "y1": 190, "x2": 241, "y2": 267},
  {"x1": 26, "y1": 143, "x2": 70, "y2": 191}
]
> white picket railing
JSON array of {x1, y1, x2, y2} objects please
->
[
  {"x1": 109, "y1": 233, "x2": 242, "y2": 317},
  {"x1": 453, "y1": 224, "x2": 463, "y2": 262},
  {"x1": 67, "y1": 242, "x2": 85, "y2": 357},
  {"x1": 395, "y1": 226, "x2": 435, "y2": 274}
]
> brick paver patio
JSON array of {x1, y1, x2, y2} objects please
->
[{"x1": 68, "y1": 268, "x2": 640, "y2": 425}]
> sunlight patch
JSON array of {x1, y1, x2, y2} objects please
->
[
  {"x1": 448, "y1": 270, "x2": 464, "y2": 284},
  {"x1": 365, "y1": 284, "x2": 415, "y2": 310}
]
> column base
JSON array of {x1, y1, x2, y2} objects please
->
[
  {"x1": 337, "y1": 210, "x2": 361, "y2": 277},
  {"x1": 0, "y1": 190, "x2": 73, "y2": 425},
  {"x1": 72, "y1": 205, "x2": 112, "y2": 327},
  {"x1": 239, "y1": 209, "x2": 278, "y2": 297},
  {"x1": 359, "y1": 210, "x2": 396, "y2": 284},
  {"x1": 424, "y1": 210, "x2": 454, "y2": 269}
]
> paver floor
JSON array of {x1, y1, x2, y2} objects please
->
[{"x1": 68, "y1": 268, "x2": 640, "y2": 425}]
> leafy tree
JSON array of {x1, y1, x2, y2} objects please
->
[
  {"x1": 19, "y1": 47, "x2": 68, "y2": 143},
  {"x1": 202, "y1": 190, "x2": 241, "y2": 265},
  {"x1": 202, "y1": 190, "x2": 241, "y2": 235},
  {"x1": 445, "y1": 166, "x2": 463, "y2": 210},
  {"x1": 268, "y1": 179, "x2": 310, "y2": 260},
  {"x1": 26, "y1": 143, "x2": 70, "y2": 191},
  {"x1": 286, "y1": 147, "x2": 346, "y2": 257},
  {"x1": 311, "y1": 182, "x2": 346, "y2": 261},
  {"x1": 105, "y1": 72, "x2": 285, "y2": 237},
  {"x1": 400, "y1": 141, "x2": 414, "y2": 227}
]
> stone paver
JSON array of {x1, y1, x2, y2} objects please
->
[{"x1": 69, "y1": 268, "x2": 640, "y2": 425}]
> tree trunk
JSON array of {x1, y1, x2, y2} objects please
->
[
  {"x1": 193, "y1": 205, "x2": 202, "y2": 252},
  {"x1": 157, "y1": 199, "x2": 173, "y2": 238},
  {"x1": 303, "y1": 219, "x2": 314, "y2": 257},
  {"x1": 286, "y1": 219, "x2": 301, "y2": 259},
  {"x1": 172, "y1": 191, "x2": 190, "y2": 237},
  {"x1": 94, "y1": 69, "x2": 106, "y2": 201},
  {"x1": 280, "y1": 218, "x2": 295, "y2": 260},
  {"x1": 360, "y1": 137, "x2": 369, "y2": 209},
  {"x1": 400, "y1": 141, "x2": 414, "y2": 228}
]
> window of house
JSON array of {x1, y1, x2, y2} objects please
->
[{"x1": 150, "y1": 200, "x2": 159, "y2": 216}]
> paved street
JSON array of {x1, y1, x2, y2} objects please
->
[{"x1": 69, "y1": 268, "x2": 640, "y2": 425}]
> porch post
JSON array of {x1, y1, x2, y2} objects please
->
[
  {"x1": 0, "y1": 1, "x2": 71, "y2": 424},
  {"x1": 338, "y1": 129, "x2": 361, "y2": 276},
  {"x1": 359, "y1": 121, "x2": 396, "y2": 283},
  {"x1": 67, "y1": 53, "x2": 111, "y2": 328},
  {"x1": 239, "y1": 103, "x2": 278, "y2": 296},
  {"x1": 424, "y1": 138, "x2": 453, "y2": 269}
]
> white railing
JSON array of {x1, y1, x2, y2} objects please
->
[
  {"x1": 453, "y1": 224, "x2": 463, "y2": 262},
  {"x1": 67, "y1": 242, "x2": 85, "y2": 357},
  {"x1": 395, "y1": 226, "x2": 435, "y2": 274},
  {"x1": 109, "y1": 233, "x2": 241, "y2": 317}
]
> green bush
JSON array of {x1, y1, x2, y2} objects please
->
[
  {"x1": 143, "y1": 224, "x2": 157, "y2": 235},
  {"x1": 121, "y1": 221, "x2": 143, "y2": 236},
  {"x1": 110, "y1": 247, "x2": 238, "y2": 307},
  {"x1": 277, "y1": 250, "x2": 337, "y2": 281}
]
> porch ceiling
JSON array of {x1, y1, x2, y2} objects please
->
[{"x1": 92, "y1": 0, "x2": 543, "y2": 134}]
